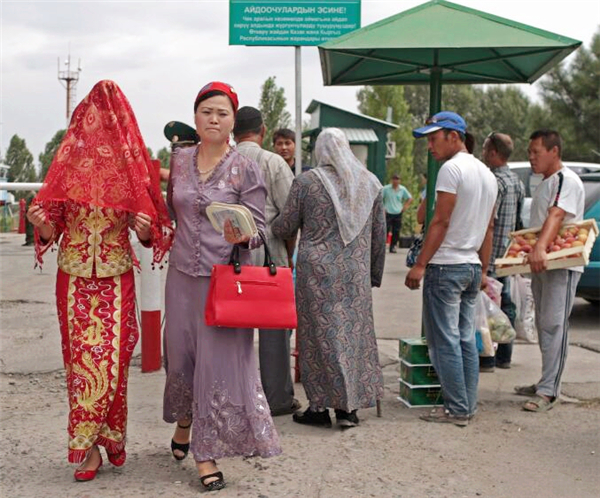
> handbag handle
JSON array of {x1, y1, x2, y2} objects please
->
[{"x1": 228, "y1": 232, "x2": 277, "y2": 276}]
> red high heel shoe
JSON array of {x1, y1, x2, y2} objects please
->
[
  {"x1": 107, "y1": 449, "x2": 126, "y2": 467},
  {"x1": 74, "y1": 454, "x2": 103, "y2": 482}
]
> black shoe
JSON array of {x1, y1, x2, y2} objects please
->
[
  {"x1": 271, "y1": 398, "x2": 302, "y2": 417},
  {"x1": 496, "y1": 362, "x2": 511, "y2": 369},
  {"x1": 292, "y1": 408, "x2": 332, "y2": 428},
  {"x1": 389, "y1": 248, "x2": 397, "y2": 253},
  {"x1": 334, "y1": 409, "x2": 359, "y2": 428},
  {"x1": 200, "y1": 471, "x2": 226, "y2": 492},
  {"x1": 171, "y1": 421, "x2": 191, "y2": 461}
]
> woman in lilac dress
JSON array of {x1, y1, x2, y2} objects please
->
[{"x1": 162, "y1": 82, "x2": 281, "y2": 492}]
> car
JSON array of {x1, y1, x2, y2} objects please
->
[
  {"x1": 508, "y1": 162, "x2": 600, "y2": 228},
  {"x1": 576, "y1": 173, "x2": 600, "y2": 304}
]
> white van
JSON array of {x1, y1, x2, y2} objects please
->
[{"x1": 508, "y1": 162, "x2": 600, "y2": 227}]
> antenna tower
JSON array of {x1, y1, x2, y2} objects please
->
[{"x1": 58, "y1": 52, "x2": 82, "y2": 125}]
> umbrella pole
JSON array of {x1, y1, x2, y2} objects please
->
[
  {"x1": 422, "y1": 68, "x2": 442, "y2": 339},
  {"x1": 425, "y1": 68, "x2": 442, "y2": 229}
]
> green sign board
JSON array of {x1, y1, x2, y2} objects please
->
[{"x1": 230, "y1": 0, "x2": 361, "y2": 46}]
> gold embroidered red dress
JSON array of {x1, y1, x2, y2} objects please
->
[{"x1": 33, "y1": 80, "x2": 172, "y2": 463}]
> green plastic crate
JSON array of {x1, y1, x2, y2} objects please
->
[
  {"x1": 400, "y1": 360, "x2": 439, "y2": 386},
  {"x1": 399, "y1": 337, "x2": 431, "y2": 365},
  {"x1": 398, "y1": 379, "x2": 443, "y2": 407}
]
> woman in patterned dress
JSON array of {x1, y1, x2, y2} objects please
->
[
  {"x1": 272, "y1": 127, "x2": 386, "y2": 429},
  {"x1": 27, "y1": 80, "x2": 172, "y2": 481},
  {"x1": 162, "y1": 82, "x2": 281, "y2": 492}
]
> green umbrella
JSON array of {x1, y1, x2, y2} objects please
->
[{"x1": 319, "y1": 0, "x2": 581, "y2": 222}]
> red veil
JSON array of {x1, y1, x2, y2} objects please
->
[{"x1": 35, "y1": 79, "x2": 173, "y2": 263}]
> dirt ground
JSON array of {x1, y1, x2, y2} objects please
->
[
  {"x1": 1, "y1": 349, "x2": 599, "y2": 498},
  {"x1": 1, "y1": 233, "x2": 599, "y2": 497}
]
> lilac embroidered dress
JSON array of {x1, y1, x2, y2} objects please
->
[{"x1": 163, "y1": 145, "x2": 281, "y2": 461}]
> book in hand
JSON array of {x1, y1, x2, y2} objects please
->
[{"x1": 206, "y1": 202, "x2": 258, "y2": 239}]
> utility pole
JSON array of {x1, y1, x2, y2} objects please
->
[{"x1": 58, "y1": 52, "x2": 82, "y2": 126}]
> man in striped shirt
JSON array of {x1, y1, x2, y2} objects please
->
[
  {"x1": 480, "y1": 132, "x2": 525, "y2": 372},
  {"x1": 515, "y1": 129, "x2": 584, "y2": 413}
]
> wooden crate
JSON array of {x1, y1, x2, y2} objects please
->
[{"x1": 495, "y1": 219, "x2": 598, "y2": 277}]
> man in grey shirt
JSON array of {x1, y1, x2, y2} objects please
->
[{"x1": 233, "y1": 106, "x2": 300, "y2": 416}]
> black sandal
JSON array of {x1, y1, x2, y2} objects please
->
[
  {"x1": 200, "y1": 471, "x2": 226, "y2": 491},
  {"x1": 170, "y1": 421, "x2": 192, "y2": 461}
]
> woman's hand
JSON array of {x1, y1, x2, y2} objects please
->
[
  {"x1": 223, "y1": 219, "x2": 250, "y2": 245},
  {"x1": 27, "y1": 205, "x2": 49, "y2": 227},
  {"x1": 134, "y1": 213, "x2": 152, "y2": 242},
  {"x1": 27, "y1": 205, "x2": 54, "y2": 241}
]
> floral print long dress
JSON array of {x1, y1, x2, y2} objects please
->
[{"x1": 272, "y1": 169, "x2": 386, "y2": 411}]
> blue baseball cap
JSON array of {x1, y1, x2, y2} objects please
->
[{"x1": 413, "y1": 111, "x2": 467, "y2": 138}]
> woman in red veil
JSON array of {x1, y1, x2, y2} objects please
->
[{"x1": 27, "y1": 80, "x2": 172, "y2": 481}]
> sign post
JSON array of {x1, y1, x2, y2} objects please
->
[{"x1": 230, "y1": 0, "x2": 361, "y2": 173}]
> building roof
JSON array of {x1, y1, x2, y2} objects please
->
[
  {"x1": 306, "y1": 100, "x2": 398, "y2": 129},
  {"x1": 332, "y1": 127, "x2": 379, "y2": 143}
]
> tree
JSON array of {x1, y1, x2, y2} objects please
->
[
  {"x1": 469, "y1": 87, "x2": 532, "y2": 161},
  {"x1": 38, "y1": 129, "x2": 66, "y2": 180},
  {"x1": 258, "y1": 76, "x2": 291, "y2": 148},
  {"x1": 5, "y1": 135, "x2": 36, "y2": 200},
  {"x1": 156, "y1": 147, "x2": 171, "y2": 170},
  {"x1": 534, "y1": 29, "x2": 600, "y2": 162},
  {"x1": 403, "y1": 85, "x2": 485, "y2": 172},
  {"x1": 357, "y1": 85, "x2": 418, "y2": 235},
  {"x1": 404, "y1": 84, "x2": 535, "y2": 163}
]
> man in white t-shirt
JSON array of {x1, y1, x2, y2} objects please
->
[
  {"x1": 514, "y1": 129, "x2": 584, "y2": 413},
  {"x1": 405, "y1": 111, "x2": 498, "y2": 427}
]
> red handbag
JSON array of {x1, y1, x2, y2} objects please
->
[{"x1": 205, "y1": 235, "x2": 297, "y2": 329}]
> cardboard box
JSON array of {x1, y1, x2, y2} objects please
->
[
  {"x1": 400, "y1": 360, "x2": 439, "y2": 386},
  {"x1": 495, "y1": 219, "x2": 598, "y2": 277},
  {"x1": 399, "y1": 337, "x2": 431, "y2": 365},
  {"x1": 398, "y1": 379, "x2": 443, "y2": 407}
]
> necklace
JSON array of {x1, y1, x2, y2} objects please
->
[
  {"x1": 198, "y1": 164, "x2": 217, "y2": 175},
  {"x1": 197, "y1": 146, "x2": 230, "y2": 175}
]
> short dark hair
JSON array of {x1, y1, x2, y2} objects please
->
[
  {"x1": 233, "y1": 106, "x2": 263, "y2": 137},
  {"x1": 529, "y1": 129, "x2": 562, "y2": 158},
  {"x1": 272, "y1": 128, "x2": 295, "y2": 145},
  {"x1": 486, "y1": 132, "x2": 514, "y2": 160}
]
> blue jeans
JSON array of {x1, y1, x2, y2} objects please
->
[{"x1": 423, "y1": 264, "x2": 482, "y2": 416}]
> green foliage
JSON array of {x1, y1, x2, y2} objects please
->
[
  {"x1": 6, "y1": 135, "x2": 36, "y2": 200},
  {"x1": 258, "y1": 76, "x2": 291, "y2": 149},
  {"x1": 533, "y1": 29, "x2": 600, "y2": 162},
  {"x1": 147, "y1": 147, "x2": 154, "y2": 159},
  {"x1": 357, "y1": 85, "x2": 418, "y2": 234},
  {"x1": 404, "y1": 85, "x2": 485, "y2": 170},
  {"x1": 38, "y1": 129, "x2": 66, "y2": 181},
  {"x1": 157, "y1": 147, "x2": 171, "y2": 170},
  {"x1": 469, "y1": 87, "x2": 532, "y2": 161},
  {"x1": 156, "y1": 147, "x2": 171, "y2": 191}
]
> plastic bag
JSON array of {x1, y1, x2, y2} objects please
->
[
  {"x1": 479, "y1": 291, "x2": 517, "y2": 344},
  {"x1": 475, "y1": 292, "x2": 495, "y2": 357},
  {"x1": 405, "y1": 234, "x2": 423, "y2": 268},
  {"x1": 484, "y1": 277, "x2": 503, "y2": 307},
  {"x1": 510, "y1": 274, "x2": 537, "y2": 343}
]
